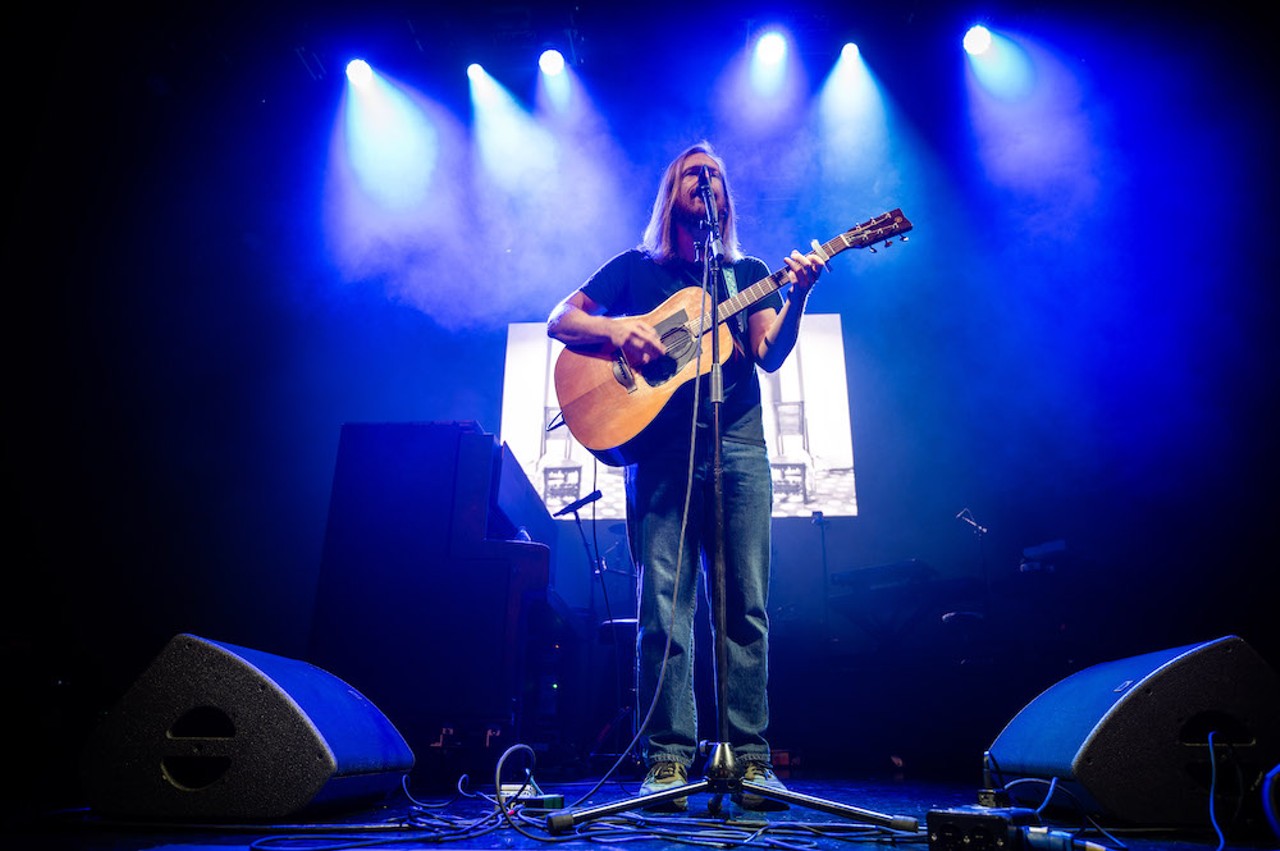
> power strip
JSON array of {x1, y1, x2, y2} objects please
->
[
  {"x1": 926, "y1": 805, "x2": 1039, "y2": 851},
  {"x1": 497, "y1": 781, "x2": 563, "y2": 809}
]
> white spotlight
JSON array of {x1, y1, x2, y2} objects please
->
[
  {"x1": 756, "y1": 31, "x2": 787, "y2": 66},
  {"x1": 539, "y1": 48, "x2": 566, "y2": 76},
  {"x1": 345, "y1": 59, "x2": 373, "y2": 87},
  {"x1": 964, "y1": 25, "x2": 993, "y2": 56}
]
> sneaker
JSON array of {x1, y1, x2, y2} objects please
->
[
  {"x1": 638, "y1": 761, "x2": 689, "y2": 812},
  {"x1": 733, "y1": 761, "x2": 790, "y2": 812}
]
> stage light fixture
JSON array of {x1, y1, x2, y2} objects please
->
[
  {"x1": 965, "y1": 26, "x2": 1034, "y2": 101},
  {"x1": 345, "y1": 59, "x2": 373, "y2": 87},
  {"x1": 746, "y1": 27, "x2": 791, "y2": 99},
  {"x1": 755, "y1": 31, "x2": 788, "y2": 66},
  {"x1": 841, "y1": 43, "x2": 859, "y2": 61},
  {"x1": 539, "y1": 48, "x2": 566, "y2": 76},
  {"x1": 964, "y1": 25, "x2": 993, "y2": 56}
]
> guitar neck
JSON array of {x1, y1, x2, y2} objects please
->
[
  {"x1": 720, "y1": 266, "x2": 797, "y2": 319},
  {"x1": 727, "y1": 263, "x2": 803, "y2": 317},
  {"x1": 714, "y1": 209, "x2": 909, "y2": 321}
]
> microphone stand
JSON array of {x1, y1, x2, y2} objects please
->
[
  {"x1": 561, "y1": 499, "x2": 634, "y2": 768},
  {"x1": 698, "y1": 170, "x2": 732, "y2": 760},
  {"x1": 956, "y1": 508, "x2": 991, "y2": 617},
  {"x1": 546, "y1": 170, "x2": 916, "y2": 836},
  {"x1": 813, "y1": 510, "x2": 831, "y2": 647},
  {"x1": 944, "y1": 509, "x2": 991, "y2": 665}
]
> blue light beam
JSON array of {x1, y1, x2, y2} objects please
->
[{"x1": 343, "y1": 67, "x2": 439, "y2": 211}]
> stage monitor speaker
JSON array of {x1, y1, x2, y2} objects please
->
[
  {"x1": 988, "y1": 634, "x2": 1280, "y2": 828},
  {"x1": 81, "y1": 634, "x2": 415, "y2": 820}
]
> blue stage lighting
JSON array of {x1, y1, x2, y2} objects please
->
[
  {"x1": 341, "y1": 71, "x2": 439, "y2": 212},
  {"x1": 748, "y1": 29, "x2": 791, "y2": 98},
  {"x1": 965, "y1": 27, "x2": 1034, "y2": 101}
]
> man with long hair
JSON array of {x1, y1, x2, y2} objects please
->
[{"x1": 547, "y1": 142, "x2": 823, "y2": 811}]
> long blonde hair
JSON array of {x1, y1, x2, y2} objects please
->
[{"x1": 639, "y1": 141, "x2": 743, "y2": 265}]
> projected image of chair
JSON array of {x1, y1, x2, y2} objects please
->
[
  {"x1": 538, "y1": 406, "x2": 582, "y2": 507},
  {"x1": 770, "y1": 400, "x2": 811, "y2": 503}
]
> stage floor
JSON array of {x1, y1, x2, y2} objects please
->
[{"x1": 11, "y1": 769, "x2": 1276, "y2": 851}]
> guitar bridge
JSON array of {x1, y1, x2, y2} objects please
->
[{"x1": 612, "y1": 351, "x2": 637, "y2": 393}]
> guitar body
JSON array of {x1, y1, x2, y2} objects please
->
[{"x1": 553, "y1": 286, "x2": 735, "y2": 466}]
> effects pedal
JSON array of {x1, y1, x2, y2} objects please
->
[{"x1": 926, "y1": 805, "x2": 1038, "y2": 851}]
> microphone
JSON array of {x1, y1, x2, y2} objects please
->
[
  {"x1": 955, "y1": 508, "x2": 988, "y2": 534},
  {"x1": 697, "y1": 166, "x2": 717, "y2": 218},
  {"x1": 697, "y1": 164, "x2": 712, "y2": 191},
  {"x1": 696, "y1": 165, "x2": 724, "y2": 260},
  {"x1": 553, "y1": 489, "x2": 603, "y2": 517}
]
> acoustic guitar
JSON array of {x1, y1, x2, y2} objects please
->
[{"x1": 553, "y1": 209, "x2": 913, "y2": 466}]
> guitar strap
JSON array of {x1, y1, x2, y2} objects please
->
[{"x1": 721, "y1": 263, "x2": 747, "y2": 337}]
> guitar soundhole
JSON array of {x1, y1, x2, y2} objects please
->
[{"x1": 639, "y1": 328, "x2": 693, "y2": 387}]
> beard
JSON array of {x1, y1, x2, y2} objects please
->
[{"x1": 674, "y1": 189, "x2": 724, "y2": 232}]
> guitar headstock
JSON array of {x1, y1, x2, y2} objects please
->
[{"x1": 841, "y1": 209, "x2": 913, "y2": 252}]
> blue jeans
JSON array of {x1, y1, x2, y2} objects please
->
[{"x1": 625, "y1": 437, "x2": 774, "y2": 768}]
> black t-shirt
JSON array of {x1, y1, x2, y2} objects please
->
[{"x1": 581, "y1": 248, "x2": 783, "y2": 460}]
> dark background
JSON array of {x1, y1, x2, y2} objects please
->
[{"x1": 9, "y1": 0, "x2": 1278, "y2": 813}]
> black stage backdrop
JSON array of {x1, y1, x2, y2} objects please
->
[{"x1": 9, "y1": 0, "x2": 1278, "y2": 812}]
